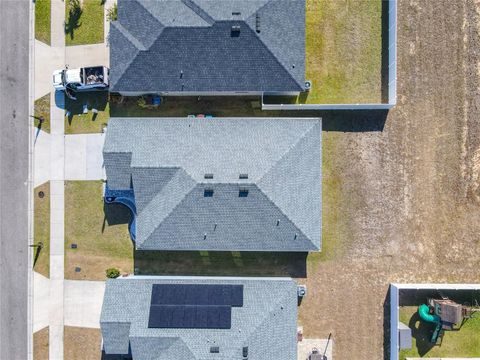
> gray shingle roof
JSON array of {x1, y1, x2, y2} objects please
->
[
  {"x1": 109, "y1": 0, "x2": 305, "y2": 93},
  {"x1": 103, "y1": 117, "x2": 321, "y2": 252},
  {"x1": 100, "y1": 276, "x2": 298, "y2": 360}
]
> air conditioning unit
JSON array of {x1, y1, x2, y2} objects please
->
[{"x1": 297, "y1": 285, "x2": 307, "y2": 298}]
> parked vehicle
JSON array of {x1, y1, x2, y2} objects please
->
[{"x1": 53, "y1": 66, "x2": 109, "y2": 92}]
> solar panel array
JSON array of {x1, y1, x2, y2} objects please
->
[{"x1": 148, "y1": 284, "x2": 244, "y2": 329}]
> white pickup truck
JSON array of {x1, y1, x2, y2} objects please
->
[{"x1": 53, "y1": 66, "x2": 109, "y2": 92}]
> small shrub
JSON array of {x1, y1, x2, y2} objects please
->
[
  {"x1": 106, "y1": 267, "x2": 120, "y2": 278},
  {"x1": 107, "y1": 3, "x2": 117, "y2": 22}
]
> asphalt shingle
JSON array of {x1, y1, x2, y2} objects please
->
[
  {"x1": 103, "y1": 117, "x2": 322, "y2": 252},
  {"x1": 110, "y1": 0, "x2": 305, "y2": 93},
  {"x1": 100, "y1": 277, "x2": 298, "y2": 360}
]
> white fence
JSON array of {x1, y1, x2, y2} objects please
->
[
  {"x1": 262, "y1": 0, "x2": 397, "y2": 111},
  {"x1": 389, "y1": 283, "x2": 480, "y2": 360}
]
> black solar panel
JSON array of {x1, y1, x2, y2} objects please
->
[
  {"x1": 148, "y1": 305, "x2": 232, "y2": 329},
  {"x1": 151, "y1": 284, "x2": 243, "y2": 307}
]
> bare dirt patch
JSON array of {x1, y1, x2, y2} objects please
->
[
  {"x1": 300, "y1": 0, "x2": 480, "y2": 359},
  {"x1": 64, "y1": 326, "x2": 102, "y2": 360},
  {"x1": 34, "y1": 327, "x2": 49, "y2": 360}
]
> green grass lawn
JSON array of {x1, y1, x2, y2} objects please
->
[
  {"x1": 65, "y1": 103, "x2": 109, "y2": 134},
  {"x1": 35, "y1": 0, "x2": 51, "y2": 45},
  {"x1": 34, "y1": 93, "x2": 50, "y2": 133},
  {"x1": 109, "y1": 95, "x2": 269, "y2": 118},
  {"x1": 304, "y1": 0, "x2": 383, "y2": 104},
  {"x1": 65, "y1": 0, "x2": 104, "y2": 46},
  {"x1": 65, "y1": 91, "x2": 109, "y2": 134},
  {"x1": 134, "y1": 251, "x2": 307, "y2": 277},
  {"x1": 307, "y1": 131, "x2": 352, "y2": 267},
  {"x1": 65, "y1": 181, "x2": 133, "y2": 280},
  {"x1": 399, "y1": 306, "x2": 480, "y2": 359},
  {"x1": 34, "y1": 183, "x2": 50, "y2": 278}
]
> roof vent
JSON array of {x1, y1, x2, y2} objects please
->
[
  {"x1": 243, "y1": 346, "x2": 249, "y2": 357},
  {"x1": 255, "y1": 13, "x2": 260, "y2": 33},
  {"x1": 239, "y1": 173, "x2": 248, "y2": 179},
  {"x1": 204, "y1": 173, "x2": 214, "y2": 179},
  {"x1": 210, "y1": 346, "x2": 220, "y2": 353},
  {"x1": 231, "y1": 25, "x2": 241, "y2": 37},
  {"x1": 204, "y1": 189, "x2": 214, "y2": 197},
  {"x1": 239, "y1": 188, "x2": 249, "y2": 197}
]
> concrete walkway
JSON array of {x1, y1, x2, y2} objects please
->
[
  {"x1": 33, "y1": 274, "x2": 105, "y2": 331},
  {"x1": 48, "y1": 1, "x2": 66, "y2": 358},
  {"x1": 33, "y1": 272, "x2": 50, "y2": 333},
  {"x1": 33, "y1": 1, "x2": 112, "y2": 357},
  {"x1": 33, "y1": 128, "x2": 50, "y2": 187}
]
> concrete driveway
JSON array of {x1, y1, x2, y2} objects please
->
[
  {"x1": 64, "y1": 280, "x2": 105, "y2": 329},
  {"x1": 34, "y1": 274, "x2": 105, "y2": 331},
  {"x1": 34, "y1": 132, "x2": 106, "y2": 186},
  {"x1": 65, "y1": 133, "x2": 106, "y2": 181}
]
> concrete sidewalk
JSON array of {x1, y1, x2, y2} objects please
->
[
  {"x1": 33, "y1": 273, "x2": 50, "y2": 333},
  {"x1": 48, "y1": 1, "x2": 66, "y2": 357},
  {"x1": 33, "y1": 128, "x2": 50, "y2": 187}
]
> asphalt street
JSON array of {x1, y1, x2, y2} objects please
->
[{"x1": 0, "y1": 0, "x2": 31, "y2": 359}]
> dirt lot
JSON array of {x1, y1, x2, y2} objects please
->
[{"x1": 299, "y1": 0, "x2": 480, "y2": 359}]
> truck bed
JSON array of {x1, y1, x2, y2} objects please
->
[{"x1": 83, "y1": 66, "x2": 105, "y2": 85}]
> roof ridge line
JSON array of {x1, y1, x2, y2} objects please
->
[
  {"x1": 109, "y1": 22, "x2": 145, "y2": 89},
  {"x1": 255, "y1": 185, "x2": 315, "y2": 249},
  {"x1": 135, "y1": 0, "x2": 168, "y2": 30},
  {"x1": 256, "y1": 122, "x2": 320, "y2": 248},
  {"x1": 242, "y1": 19, "x2": 304, "y2": 90},
  {"x1": 258, "y1": 121, "x2": 318, "y2": 187},
  {"x1": 137, "y1": 169, "x2": 197, "y2": 246},
  {"x1": 110, "y1": 21, "x2": 146, "y2": 51},
  {"x1": 180, "y1": 0, "x2": 216, "y2": 25},
  {"x1": 241, "y1": 290, "x2": 292, "y2": 348}
]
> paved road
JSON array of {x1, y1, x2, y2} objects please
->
[{"x1": 0, "y1": 1, "x2": 31, "y2": 359}]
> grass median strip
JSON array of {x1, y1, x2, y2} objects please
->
[
  {"x1": 65, "y1": 181, "x2": 132, "y2": 280},
  {"x1": 35, "y1": 0, "x2": 51, "y2": 45},
  {"x1": 34, "y1": 183, "x2": 50, "y2": 278},
  {"x1": 34, "y1": 93, "x2": 51, "y2": 134}
]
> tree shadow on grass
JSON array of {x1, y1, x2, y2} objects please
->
[{"x1": 64, "y1": 0, "x2": 83, "y2": 40}]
